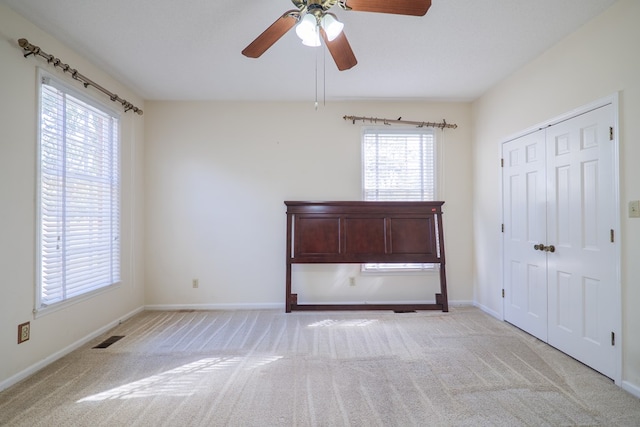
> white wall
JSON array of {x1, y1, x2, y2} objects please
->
[
  {"x1": 0, "y1": 4, "x2": 145, "y2": 389},
  {"x1": 472, "y1": 0, "x2": 640, "y2": 392},
  {"x1": 144, "y1": 101, "x2": 473, "y2": 308}
]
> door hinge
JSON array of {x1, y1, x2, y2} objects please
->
[
  {"x1": 501, "y1": 224, "x2": 504, "y2": 233},
  {"x1": 611, "y1": 331, "x2": 615, "y2": 346},
  {"x1": 501, "y1": 158, "x2": 504, "y2": 167},
  {"x1": 609, "y1": 126, "x2": 614, "y2": 141},
  {"x1": 610, "y1": 229, "x2": 615, "y2": 243},
  {"x1": 502, "y1": 289, "x2": 505, "y2": 298}
]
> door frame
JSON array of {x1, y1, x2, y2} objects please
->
[{"x1": 499, "y1": 93, "x2": 621, "y2": 385}]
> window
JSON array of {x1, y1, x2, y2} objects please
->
[
  {"x1": 362, "y1": 127, "x2": 436, "y2": 271},
  {"x1": 37, "y1": 71, "x2": 121, "y2": 310}
]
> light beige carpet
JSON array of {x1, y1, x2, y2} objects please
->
[{"x1": 1, "y1": 307, "x2": 639, "y2": 426}]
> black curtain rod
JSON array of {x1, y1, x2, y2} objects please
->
[{"x1": 18, "y1": 38, "x2": 143, "y2": 116}]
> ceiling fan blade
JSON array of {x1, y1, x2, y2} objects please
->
[
  {"x1": 341, "y1": 0, "x2": 431, "y2": 16},
  {"x1": 321, "y1": 30, "x2": 357, "y2": 71},
  {"x1": 242, "y1": 11, "x2": 298, "y2": 58}
]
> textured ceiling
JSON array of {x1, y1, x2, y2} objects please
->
[{"x1": 1, "y1": 0, "x2": 618, "y2": 101}]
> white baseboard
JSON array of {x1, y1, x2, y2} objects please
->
[
  {"x1": 144, "y1": 303, "x2": 284, "y2": 311},
  {"x1": 450, "y1": 300, "x2": 474, "y2": 307},
  {"x1": 473, "y1": 301, "x2": 502, "y2": 320},
  {"x1": 0, "y1": 306, "x2": 144, "y2": 393},
  {"x1": 144, "y1": 300, "x2": 473, "y2": 312},
  {"x1": 622, "y1": 380, "x2": 640, "y2": 399}
]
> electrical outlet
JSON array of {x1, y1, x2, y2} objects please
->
[
  {"x1": 18, "y1": 322, "x2": 30, "y2": 344},
  {"x1": 630, "y1": 200, "x2": 640, "y2": 218},
  {"x1": 349, "y1": 277, "x2": 356, "y2": 286},
  {"x1": 192, "y1": 279, "x2": 199, "y2": 288}
]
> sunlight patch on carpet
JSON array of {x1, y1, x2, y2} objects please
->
[
  {"x1": 307, "y1": 319, "x2": 378, "y2": 328},
  {"x1": 76, "y1": 355, "x2": 282, "y2": 402}
]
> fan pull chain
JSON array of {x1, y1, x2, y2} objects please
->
[
  {"x1": 323, "y1": 42, "x2": 326, "y2": 107},
  {"x1": 314, "y1": 43, "x2": 319, "y2": 110}
]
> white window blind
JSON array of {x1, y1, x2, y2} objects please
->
[
  {"x1": 38, "y1": 73, "x2": 120, "y2": 308},
  {"x1": 362, "y1": 127, "x2": 436, "y2": 271}
]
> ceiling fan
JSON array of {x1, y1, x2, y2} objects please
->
[{"x1": 241, "y1": 0, "x2": 432, "y2": 71}]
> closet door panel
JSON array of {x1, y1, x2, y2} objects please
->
[
  {"x1": 502, "y1": 130, "x2": 547, "y2": 341},
  {"x1": 546, "y1": 104, "x2": 617, "y2": 379}
]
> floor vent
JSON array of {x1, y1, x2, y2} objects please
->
[
  {"x1": 93, "y1": 335, "x2": 125, "y2": 349},
  {"x1": 394, "y1": 310, "x2": 417, "y2": 313}
]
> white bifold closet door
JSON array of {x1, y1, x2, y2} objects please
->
[{"x1": 502, "y1": 103, "x2": 618, "y2": 379}]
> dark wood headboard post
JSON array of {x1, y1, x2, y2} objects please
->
[
  {"x1": 284, "y1": 201, "x2": 448, "y2": 313},
  {"x1": 285, "y1": 209, "x2": 295, "y2": 312}
]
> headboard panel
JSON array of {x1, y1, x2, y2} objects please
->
[{"x1": 284, "y1": 201, "x2": 448, "y2": 312}]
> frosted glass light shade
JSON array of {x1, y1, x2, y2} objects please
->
[
  {"x1": 321, "y1": 13, "x2": 343, "y2": 41},
  {"x1": 301, "y1": 33, "x2": 321, "y2": 47},
  {"x1": 296, "y1": 14, "x2": 320, "y2": 46}
]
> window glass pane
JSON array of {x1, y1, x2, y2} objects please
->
[
  {"x1": 38, "y1": 74, "x2": 120, "y2": 308},
  {"x1": 363, "y1": 129, "x2": 435, "y2": 201},
  {"x1": 362, "y1": 128, "x2": 436, "y2": 271}
]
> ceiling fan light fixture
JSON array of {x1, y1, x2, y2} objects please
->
[
  {"x1": 296, "y1": 13, "x2": 320, "y2": 46},
  {"x1": 321, "y1": 13, "x2": 344, "y2": 42}
]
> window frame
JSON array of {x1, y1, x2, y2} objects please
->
[
  {"x1": 35, "y1": 68, "x2": 122, "y2": 316},
  {"x1": 360, "y1": 126, "x2": 439, "y2": 274}
]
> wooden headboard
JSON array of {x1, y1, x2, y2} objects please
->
[{"x1": 284, "y1": 201, "x2": 448, "y2": 313}]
